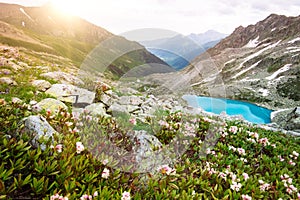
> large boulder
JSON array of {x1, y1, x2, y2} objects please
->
[
  {"x1": 31, "y1": 80, "x2": 52, "y2": 91},
  {"x1": 21, "y1": 116, "x2": 57, "y2": 150},
  {"x1": 84, "y1": 103, "x2": 110, "y2": 117},
  {"x1": 272, "y1": 107, "x2": 300, "y2": 132},
  {"x1": 119, "y1": 96, "x2": 144, "y2": 106},
  {"x1": 129, "y1": 130, "x2": 162, "y2": 162},
  {"x1": 108, "y1": 103, "x2": 129, "y2": 116},
  {"x1": 46, "y1": 84, "x2": 95, "y2": 106},
  {"x1": 35, "y1": 98, "x2": 68, "y2": 114}
]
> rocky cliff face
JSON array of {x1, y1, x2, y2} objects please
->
[{"x1": 182, "y1": 14, "x2": 300, "y2": 110}]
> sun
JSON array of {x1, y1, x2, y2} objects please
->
[{"x1": 50, "y1": 0, "x2": 83, "y2": 16}]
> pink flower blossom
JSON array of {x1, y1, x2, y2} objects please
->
[
  {"x1": 102, "y1": 168, "x2": 110, "y2": 179},
  {"x1": 243, "y1": 173, "x2": 249, "y2": 181},
  {"x1": 129, "y1": 118, "x2": 136, "y2": 125},
  {"x1": 230, "y1": 181, "x2": 242, "y2": 191},
  {"x1": 241, "y1": 194, "x2": 252, "y2": 200},
  {"x1": 158, "y1": 120, "x2": 170, "y2": 129},
  {"x1": 121, "y1": 191, "x2": 130, "y2": 200},
  {"x1": 278, "y1": 155, "x2": 285, "y2": 162},
  {"x1": 80, "y1": 194, "x2": 92, "y2": 200},
  {"x1": 248, "y1": 132, "x2": 259, "y2": 140},
  {"x1": 288, "y1": 160, "x2": 296, "y2": 166},
  {"x1": 157, "y1": 165, "x2": 175, "y2": 175},
  {"x1": 208, "y1": 167, "x2": 217, "y2": 175},
  {"x1": 258, "y1": 180, "x2": 270, "y2": 191},
  {"x1": 55, "y1": 144, "x2": 63, "y2": 153},
  {"x1": 258, "y1": 137, "x2": 270, "y2": 146},
  {"x1": 50, "y1": 194, "x2": 68, "y2": 200},
  {"x1": 228, "y1": 126, "x2": 238, "y2": 134},
  {"x1": 237, "y1": 148, "x2": 246, "y2": 155},
  {"x1": 93, "y1": 191, "x2": 98, "y2": 197},
  {"x1": 102, "y1": 159, "x2": 109, "y2": 165},
  {"x1": 76, "y1": 142, "x2": 85, "y2": 154},
  {"x1": 218, "y1": 172, "x2": 227, "y2": 180},
  {"x1": 293, "y1": 151, "x2": 299, "y2": 157}
]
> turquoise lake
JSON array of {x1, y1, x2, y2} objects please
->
[{"x1": 183, "y1": 95, "x2": 273, "y2": 124}]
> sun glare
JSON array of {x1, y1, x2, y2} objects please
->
[{"x1": 50, "y1": 0, "x2": 83, "y2": 16}]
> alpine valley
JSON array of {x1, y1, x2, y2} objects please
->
[{"x1": 0, "y1": 2, "x2": 300, "y2": 200}]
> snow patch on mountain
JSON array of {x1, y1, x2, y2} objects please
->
[
  {"x1": 244, "y1": 36, "x2": 260, "y2": 48},
  {"x1": 236, "y1": 40, "x2": 281, "y2": 72},
  {"x1": 258, "y1": 88, "x2": 269, "y2": 97},
  {"x1": 288, "y1": 37, "x2": 300, "y2": 44},
  {"x1": 265, "y1": 64, "x2": 291, "y2": 80},
  {"x1": 19, "y1": 8, "x2": 34, "y2": 22},
  {"x1": 232, "y1": 60, "x2": 261, "y2": 79}
]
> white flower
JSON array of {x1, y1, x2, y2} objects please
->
[
  {"x1": 258, "y1": 137, "x2": 270, "y2": 146},
  {"x1": 258, "y1": 180, "x2": 270, "y2": 191},
  {"x1": 230, "y1": 181, "x2": 242, "y2": 191},
  {"x1": 102, "y1": 159, "x2": 109, "y2": 165},
  {"x1": 158, "y1": 165, "x2": 175, "y2": 175},
  {"x1": 243, "y1": 173, "x2": 249, "y2": 181},
  {"x1": 278, "y1": 155, "x2": 285, "y2": 162},
  {"x1": 218, "y1": 172, "x2": 227, "y2": 180},
  {"x1": 76, "y1": 142, "x2": 85, "y2": 154},
  {"x1": 55, "y1": 144, "x2": 63, "y2": 153},
  {"x1": 121, "y1": 191, "x2": 130, "y2": 200},
  {"x1": 93, "y1": 191, "x2": 98, "y2": 197},
  {"x1": 292, "y1": 151, "x2": 299, "y2": 157},
  {"x1": 241, "y1": 194, "x2": 252, "y2": 200},
  {"x1": 102, "y1": 168, "x2": 110, "y2": 179},
  {"x1": 237, "y1": 148, "x2": 246, "y2": 155},
  {"x1": 228, "y1": 126, "x2": 238, "y2": 134},
  {"x1": 288, "y1": 160, "x2": 296, "y2": 166}
]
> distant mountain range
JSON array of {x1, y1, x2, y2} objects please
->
[
  {"x1": 180, "y1": 14, "x2": 300, "y2": 109},
  {"x1": 0, "y1": 3, "x2": 168, "y2": 78},
  {"x1": 139, "y1": 30, "x2": 227, "y2": 70}
]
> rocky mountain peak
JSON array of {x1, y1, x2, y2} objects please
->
[{"x1": 208, "y1": 14, "x2": 300, "y2": 56}]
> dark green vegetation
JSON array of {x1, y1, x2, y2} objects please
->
[{"x1": 1, "y1": 97, "x2": 300, "y2": 199}]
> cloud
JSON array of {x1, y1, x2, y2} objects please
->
[{"x1": 1, "y1": 0, "x2": 300, "y2": 34}]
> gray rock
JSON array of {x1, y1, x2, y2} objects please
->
[
  {"x1": 46, "y1": 84, "x2": 95, "y2": 106},
  {"x1": 85, "y1": 103, "x2": 110, "y2": 117},
  {"x1": 129, "y1": 130, "x2": 162, "y2": 162},
  {"x1": 127, "y1": 105, "x2": 140, "y2": 113},
  {"x1": 35, "y1": 98, "x2": 68, "y2": 114},
  {"x1": 0, "y1": 77, "x2": 17, "y2": 85},
  {"x1": 272, "y1": 107, "x2": 300, "y2": 132},
  {"x1": 119, "y1": 96, "x2": 144, "y2": 106},
  {"x1": 99, "y1": 93, "x2": 114, "y2": 107},
  {"x1": 21, "y1": 116, "x2": 57, "y2": 150},
  {"x1": 108, "y1": 103, "x2": 129, "y2": 115},
  {"x1": 41, "y1": 71, "x2": 84, "y2": 85},
  {"x1": 31, "y1": 80, "x2": 52, "y2": 91}
]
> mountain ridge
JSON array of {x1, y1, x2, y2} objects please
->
[
  {"x1": 181, "y1": 13, "x2": 300, "y2": 109},
  {"x1": 0, "y1": 2, "x2": 168, "y2": 77}
]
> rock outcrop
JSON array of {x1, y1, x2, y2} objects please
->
[
  {"x1": 272, "y1": 107, "x2": 300, "y2": 133},
  {"x1": 46, "y1": 84, "x2": 95, "y2": 106},
  {"x1": 21, "y1": 115, "x2": 57, "y2": 150}
]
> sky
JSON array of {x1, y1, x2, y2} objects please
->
[{"x1": 1, "y1": 0, "x2": 300, "y2": 35}]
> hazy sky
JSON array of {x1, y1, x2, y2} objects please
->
[{"x1": 1, "y1": 0, "x2": 300, "y2": 35}]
